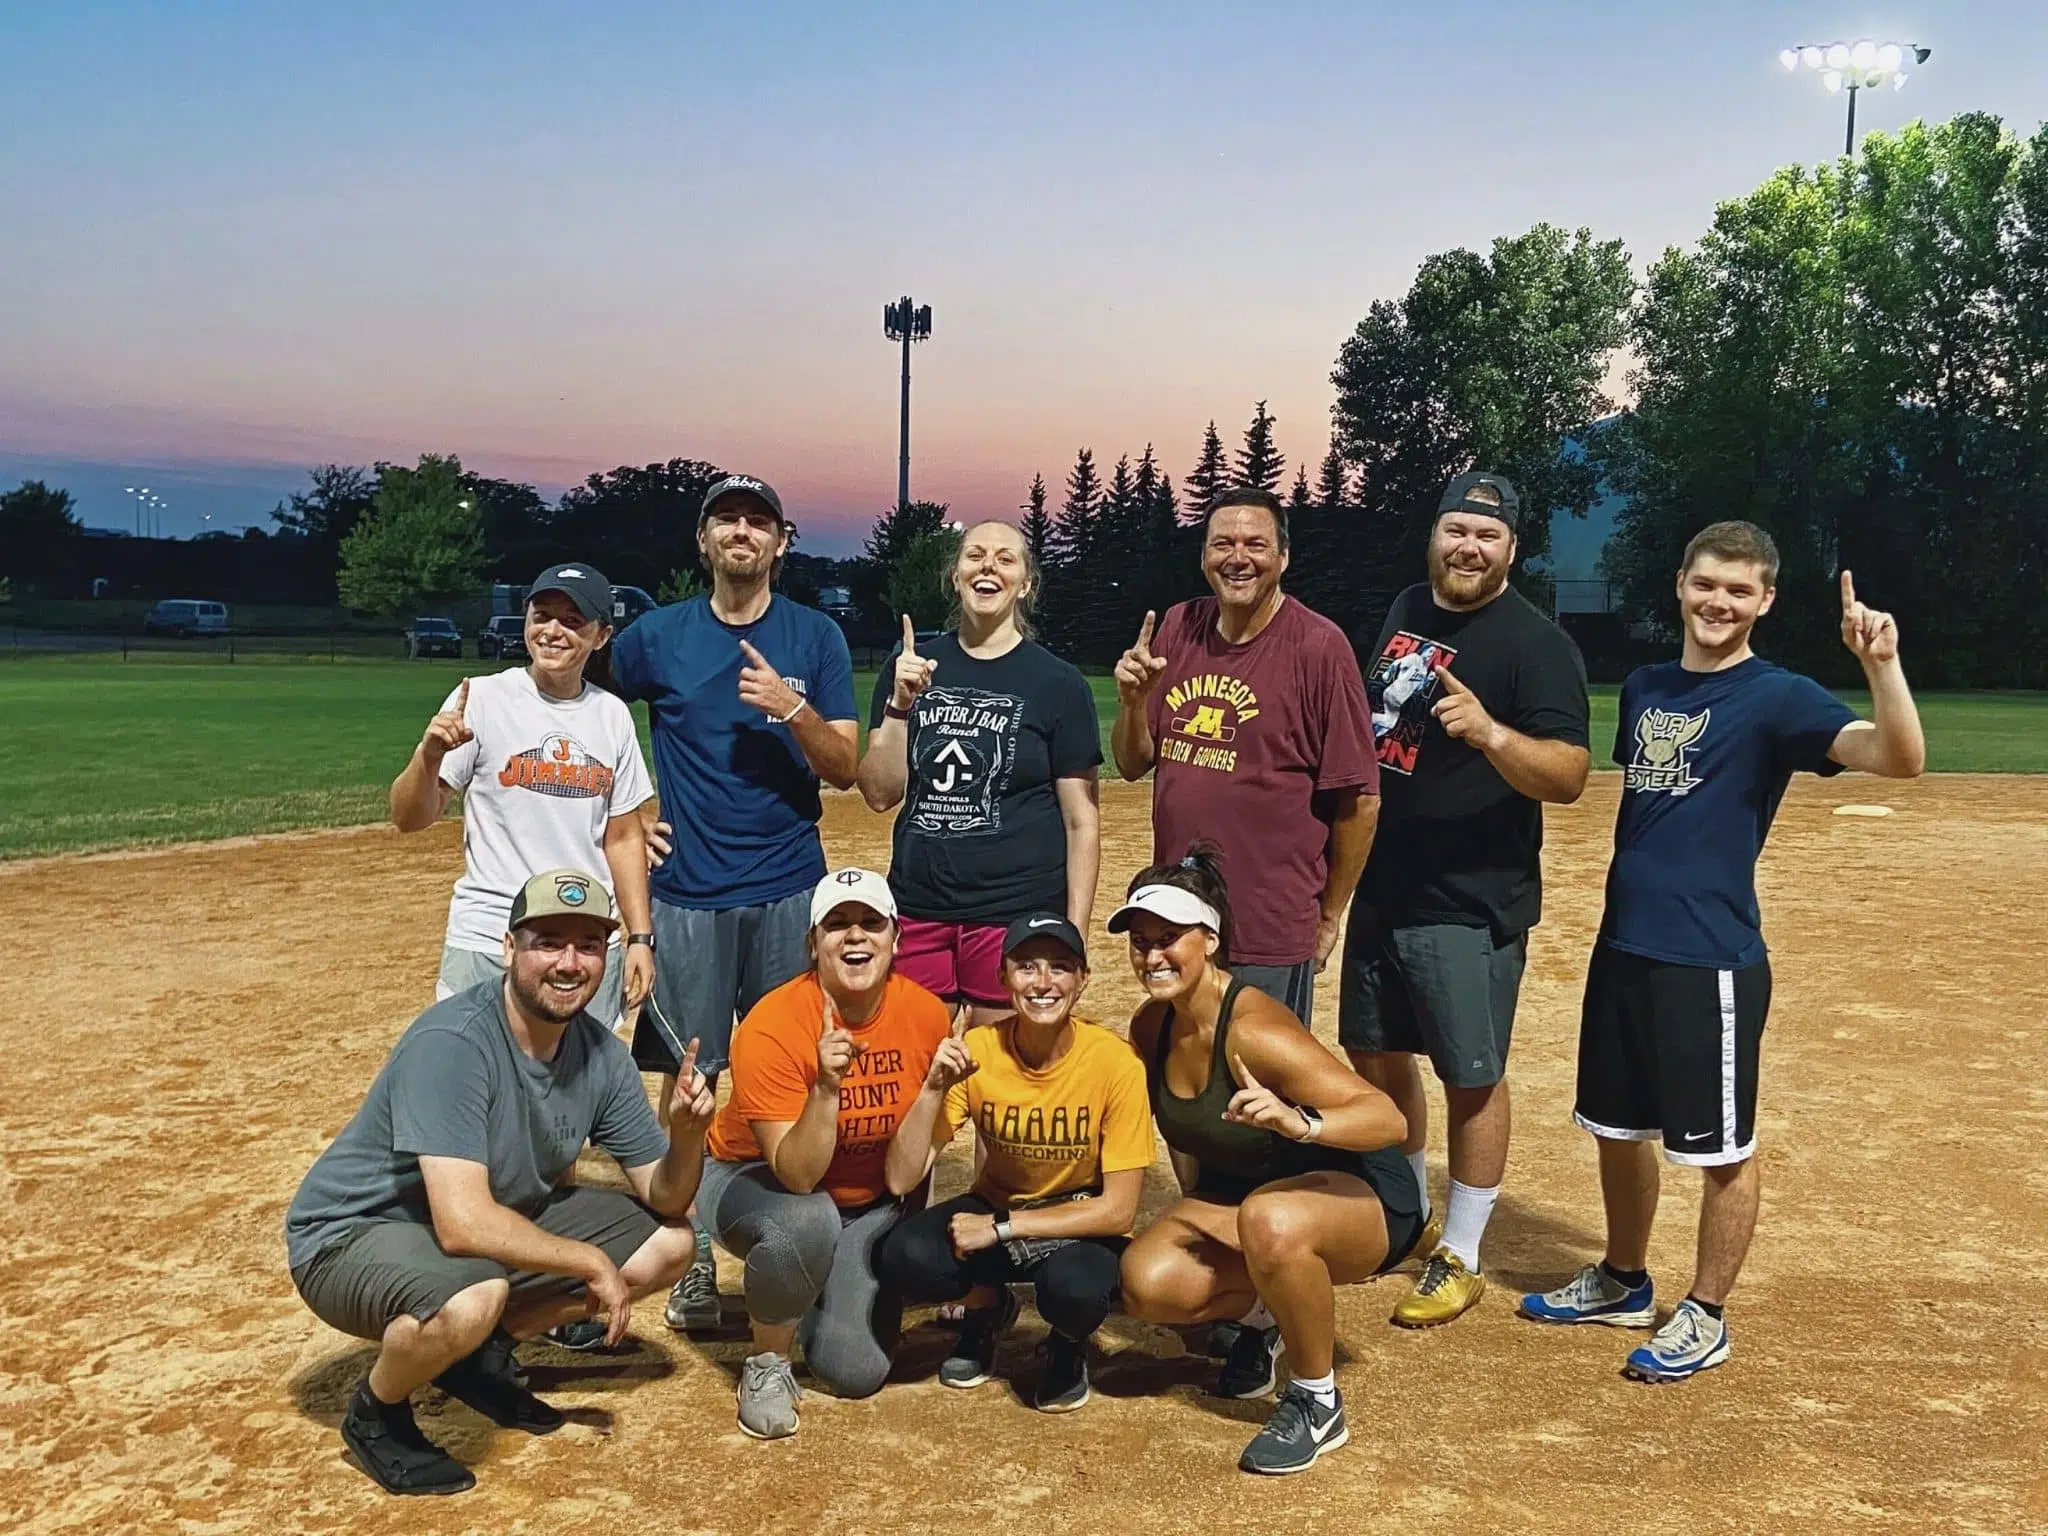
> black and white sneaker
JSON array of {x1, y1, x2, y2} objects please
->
[
  {"x1": 1216, "y1": 1323, "x2": 1283, "y2": 1399},
  {"x1": 543, "y1": 1318, "x2": 610, "y2": 1351},
  {"x1": 938, "y1": 1289, "x2": 1019, "y2": 1389},
  {"x1": 1238, "y1": 1384, "x2": 1349, "y2": 1476},
  {"x1": 1032, "y1": 1333, "x2": 1090, "y2": 1413}
]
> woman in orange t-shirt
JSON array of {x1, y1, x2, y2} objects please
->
[{"x1": 696, "y1": 868, "x2": 962, "y2": 1440}]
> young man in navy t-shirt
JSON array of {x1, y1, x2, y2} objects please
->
[
  {"x1": 610, "y1": 474, "x2": 859, "y2": 1333},
  {"x1": 1520, "y1": 520, "x2": 1924, "y2": 1383}
]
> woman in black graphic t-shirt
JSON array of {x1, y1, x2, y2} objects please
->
[{"x1": 857, "y1": 520, "x2": 1102, "y2": 1027}]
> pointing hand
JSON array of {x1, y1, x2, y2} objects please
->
[
  {"x1": 891, "y1": 615, "x2": 937, "y2": 710},
  {"x1": 1838, "y1": 570, "x2": 1899, "y2": 665},
  {"x1": 1430, "y1": 666, "x2": 1501, "y2": 752},
  {"x1": 421, "y1": 678, "x2": 474, "y2": 760},
  {"x1": 737, "y1": 639, "x2": 804, "y2": 722},
  {"x1": 1114, "y1": 610, "x2": 1169, "y2": 706}
]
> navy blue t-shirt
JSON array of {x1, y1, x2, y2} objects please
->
[
  {"x1": 612, "y1": 595, "x2": 856, "y2": 910},
  {"x1": 1601, "y1": 657, "x2": 1856, "y2": 969}
]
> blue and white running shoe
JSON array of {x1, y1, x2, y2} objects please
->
[
  {"x1": 1622, "y1": 1298, "x2": 1730, "y2": 1383},
  {"x1": 1518, "y1": 1264, "x2": 1657, "y2": 1327}
]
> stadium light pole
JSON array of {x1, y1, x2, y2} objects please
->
[
  {"x1": 882, "y1": 296, "x2": 933, "y2": 511},
  {"x1": 1781, "y1": 41, "x2": 1931, "y2": 156},
  {"x1": 125, "y1": 485, "x2": 151, "y2": 537}
]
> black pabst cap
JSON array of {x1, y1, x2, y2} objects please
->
[
  {"x1": 529, "y1": 562, "x2": 615, "y2": 623},
  {"x1": 1001, "y1": 912, "x2": 1088, "y2": 967},
  {"x1": 698, "y1": 474, "x2": 786, "y2": 526},
  {"x1": 1437, "y1": 472, "x2": 1521, "y2": 531}
]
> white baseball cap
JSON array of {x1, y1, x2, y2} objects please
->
[
  {"x1": 809, "y1": 868, "x2": 898, "y2": 928},
  {"x1": 1106, "y1": 883, "x2": 1223, "y2": 937}
]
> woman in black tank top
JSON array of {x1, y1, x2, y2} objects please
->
[{"x1": 1107, "y1": 848, "x2": 1423, "y2": 1477}]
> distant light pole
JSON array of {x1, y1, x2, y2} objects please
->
[
  {"x1": 1781, "y1": 40, "x2": 1931, "y2": 156},
  {"x1": 125, "y1": 485, "x2": 151, "y2": 537},
  {"x1": 882, "y1": 296, "x2": 933, "y2": 510}
]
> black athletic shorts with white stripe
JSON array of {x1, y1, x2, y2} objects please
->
[{"x1": 1572, "y1": 941, "x2": 1770, "y2": 1167}]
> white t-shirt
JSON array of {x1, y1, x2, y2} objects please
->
[{"x1": 436, "y1": 668, "x2": 656, "y2": 953}]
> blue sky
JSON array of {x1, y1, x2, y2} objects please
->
[{"x1": 4, "y1": 2, "x2": 2043, "y2": 551}]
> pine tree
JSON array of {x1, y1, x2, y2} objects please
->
[
  {"x1": 1288, "y1": 464, "x2": 1312, "y2": 511},
  {"x1": 1236, "y1": 400, "x2": 1285, "y2": 492},
  {"x1": 1315, "y1": 443, "x2": 1350, "y2": 508},
  {"x1": 1185, "y1": 421, "x2": 1229, "y2": 522},
  {"x1": 1019, "y1": 472, "x2": 1054, "y2": 576},
  {"x1": 1043, "y1": 448, "x2": 1103, "y2": 655}
]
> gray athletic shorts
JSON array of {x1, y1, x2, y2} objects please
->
[
  {"x1": 631, "y1": 890, "x2": 811, "y2": 1078},
  {"x1": 1229, "y1": 959, "x2": 1317, "y2": 1027},
  {"x1": 437, "y1": 942, "x2": 626, "y2": 1027},
  {"x1": 1337, "y1": 906, "x2": 1528, "y2": 1088},
  {"x1": 289, "y1": 1186, "x2": 662, "y2": 1341}
]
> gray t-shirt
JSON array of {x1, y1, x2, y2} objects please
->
[{"x1": 284, "y1": 981, "x2": 669, "y2": 1271}]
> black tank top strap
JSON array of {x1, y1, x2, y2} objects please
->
[{"x1": 1209, "y1": 976, "x2": 1249, "y2": 1087}]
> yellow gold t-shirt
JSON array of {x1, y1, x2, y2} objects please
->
[{"x1": 940, "y1": 1018, "x2": 1154, "y2": 1206}]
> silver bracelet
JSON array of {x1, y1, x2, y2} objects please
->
[{"x1": 773, "y1": 697, "x2": 807, "y2": 725}]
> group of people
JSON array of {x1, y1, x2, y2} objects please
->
[{"x1": 284, "y1": 468, "x2": 1926, "y2": 1495}]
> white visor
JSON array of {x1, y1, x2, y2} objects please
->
[
  {"x1": 809, "y1": 868, "x2": 898, "y2": 928},
  {"x1": 1106, "y1": 883, "x2": 1223, "y2": 937}
]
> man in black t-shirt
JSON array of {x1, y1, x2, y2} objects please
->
[{"x1": 1338, "y1": 472, "x2": 1591, "y2": 1328}]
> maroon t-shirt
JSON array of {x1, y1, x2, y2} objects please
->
[{"x1": 1145, "y1": 595, "x2": 1379, "y2": 965}]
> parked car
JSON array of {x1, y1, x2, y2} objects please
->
[
  {"x1": 476, "y1": 613, "x2": 528, "y2": 661},
  {"x1": 405, "y1": 617, "x2": 463, "y2": 660},
  {"x1": 143, "y1": 599, "x2": 229, "y2": 637},
  {"x1": 611, "y1": 584, "x2": 656, "y2": 629}
]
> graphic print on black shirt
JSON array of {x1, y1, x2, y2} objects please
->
[
  {"x1": 905, "y1": 687, "x2": 1028, "y2": 836},
  {"x1": 1367, "y1": 630, "x2": 1459, "y2": 775}
]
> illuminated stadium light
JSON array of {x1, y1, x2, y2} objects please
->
[{"x1": 1783, "y1": 40, "x2": 1931, "y2": 154}]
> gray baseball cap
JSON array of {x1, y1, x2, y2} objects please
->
[{"x1": 529, "y1": 561, "x2": 614, "y2": 623}]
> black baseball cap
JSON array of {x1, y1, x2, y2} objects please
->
[
  {"x1": 529, "y1": 561, "x2": 614, "y2": 623},
  {"x1": 1438, "y1": 472, "x2": 1520, "y2": 531},
  {"x1": 1001, "y1": 912, "x2": 1088, "y2": 966},
  {"x1": 699, "y1": 474, "x2": 786, "y2": 526}
]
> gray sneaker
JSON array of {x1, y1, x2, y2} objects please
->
[
  {"x1": 665, "y1": 1252, "x2": 722, "y2": 1333},
  {"x1": 736, "y1": 1352, "x2": 802, "y2": 1440}
]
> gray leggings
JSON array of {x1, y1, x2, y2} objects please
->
[{"x1": 696, "y1": 1158, "x2": 905, "y2": 1399}]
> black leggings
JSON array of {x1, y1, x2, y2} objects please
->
[{"x1": 873, "y1": 1193, "x2": 1126, "y2": 1342}]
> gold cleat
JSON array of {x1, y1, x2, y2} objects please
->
[
  {"x1": 1410, "y1": 1209, "x2": 1444, "y2": 1267},
  {"x1": 1391, "y1": 1247, "x2": 1486, "y2": 1328}
]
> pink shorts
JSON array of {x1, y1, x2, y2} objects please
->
[{"x1": 895, "y1": 917, "x2": 1009, "y2": 1006}]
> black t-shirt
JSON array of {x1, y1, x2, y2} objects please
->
[
  {"x1": 1357, "y1": 583, "x2": 1589, "y2": 937},
  {"x1": 867, "y1": 634, "x2": 1102, "y2": 924}
]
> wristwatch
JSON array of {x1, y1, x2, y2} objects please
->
[
  {"x1": 883, "y1": 701, "x2": 912, "y2": 721},
  {"x1": 993, "y1": 1217, "x2": 1016, "y2": 1244},
  {"x1": 1294, "y1": 1104, "x2": 1324, "y2": 1143},
  {"x1": 627, "y1": 932, "x2": 656, "y2": 952}
]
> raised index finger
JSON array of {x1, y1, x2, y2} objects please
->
[
  {"x1": 901, "y1": 614, "x2": 917, "y2": 655},
  {"x1": 1435, "y1": 665, "x2": 1472, "y2": 696},
  {"x1": 678, "y1": 1037, "x2": 700, "y2": 1082},
  {"x1": 1839, "y1": 570, "x2": 1857, "y2": 612},
  {"x1": 453, "y1": 677, "x2": 470, "y2": 716},
  {"x1": 1230, "y1": 1052, "x2": 1265, "y2": 1093},
  {"x1": 737, "y1": 639, "x2": 769, "y2": 670},
  {"x1": 1136, "y1": 610, "x2": 1157, "y2": 652}
]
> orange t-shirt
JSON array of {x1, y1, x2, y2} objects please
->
[{"x1": 707, "y1": 971, "x2": 952, "y2": 1208}]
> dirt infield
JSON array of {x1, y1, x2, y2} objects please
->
[{"x1": 5, "y1": 776, "x2": 2046, "y2": 1535}]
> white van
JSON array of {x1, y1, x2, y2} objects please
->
[{"x1": 144, "y1": 599, "x2": 230, "y2": 637}]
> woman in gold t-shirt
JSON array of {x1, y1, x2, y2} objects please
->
[{"x1": 875, "y1": 913, "x2": 1154, "y2": 1412}]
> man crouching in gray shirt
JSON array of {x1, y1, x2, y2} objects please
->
[{"x1": 285, "y1": 869, "x2": 716, "y2": 1496}]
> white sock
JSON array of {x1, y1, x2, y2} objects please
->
[
  {"x1": 1440, "y1": 1179, "x2": 1499, "y2": 1271},
  {"x1": 1407, "y1": 1149, "x2": 1431, "y2": 1220},
  {"x1": 1238, "y1": 1300, "x2": 1276, "y2": 1331},
  {"x1": 1290, "y1": 1371, "x2": 1338, "y2": 1408}
]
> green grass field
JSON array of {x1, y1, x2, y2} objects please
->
[{"x1": 4, "y1": 656, "x2": 2043, "y2": 859}]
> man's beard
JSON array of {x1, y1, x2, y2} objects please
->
[
  {"x1": 1429, "y1": 546, "x2": 1510, "y2": 606},
  {"x1": 510, "y1": 965, "x2": 595, "y2": 1023}
]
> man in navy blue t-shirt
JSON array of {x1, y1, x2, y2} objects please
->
[
  {"x1": 610, "y1": 473, "x2": 858, "y2": 1333},
  {"x1": 1520, "y1": 520, "x2": 1924, "y2": 1384}
]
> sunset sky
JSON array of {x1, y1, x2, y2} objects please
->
[{"x1": 4, "y1": 2, "x2": 2044, "y2": 552}]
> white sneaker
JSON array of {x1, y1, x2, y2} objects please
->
[
  {"x1": 737, "y1": 1351, "x2": 802, "y2": 1438},
  {"x1": 1623, "y1": 1298, "x2": 1730, "y2": 1382}
]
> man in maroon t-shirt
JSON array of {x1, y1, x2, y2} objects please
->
[{"x1": 1110, "y1": 487, "x2": 1379, "y2": 1025}]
